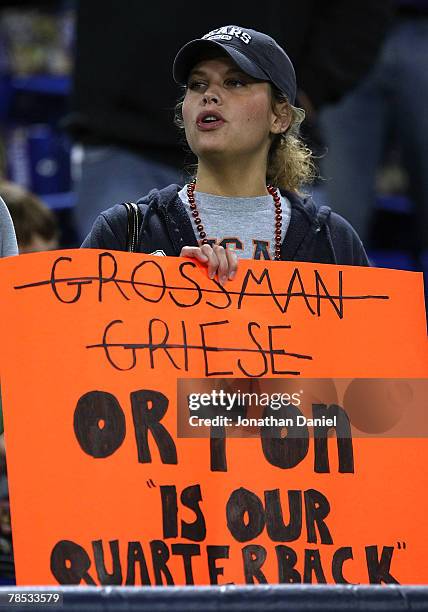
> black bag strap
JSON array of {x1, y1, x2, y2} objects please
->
[{"x1": 121, "y1": 202, "x2": 141, "y2": 252}]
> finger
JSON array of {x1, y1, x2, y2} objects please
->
[
  {"x1": 180, "y1": 246, "x2": 208, "y2": 262},
  {"x1": 200, "y1": 244, "x2": 219, "y2": 279},
  {"x1": 226, "y1": 248, "x2": 239, "y2": 279},
  {"x1": 213, "y1": 245, "x2": 228, "y2": 285}
]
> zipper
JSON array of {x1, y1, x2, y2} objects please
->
[{"x1": 123, "y1": 202, "x2": 140, "y2": 252}]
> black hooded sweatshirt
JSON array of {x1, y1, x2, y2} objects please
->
[{"x1": 81, "y1": 185, "x2": 369, "y2": 266}]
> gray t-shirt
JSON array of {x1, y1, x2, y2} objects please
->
[
  {"x1": 0, "y1": 196, "x2": 18, "y2": 257},
  {"x1": 179, "y1": 186, "x2": 291, "y2": 260}
]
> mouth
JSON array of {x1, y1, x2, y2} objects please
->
[{"x1": 196, "y1": 111, "x2": 226, "y2": 131}]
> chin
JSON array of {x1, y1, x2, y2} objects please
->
[
  {"x1": 189, "y1": 130, "x2": 233, "y2": 152},
  {"x1": 193, "y1": 142, "x2": 231, "y2": 159}
]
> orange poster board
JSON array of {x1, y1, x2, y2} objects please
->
[{"x1": 0, "y1": 249, "x2": 427, "y2": 586}]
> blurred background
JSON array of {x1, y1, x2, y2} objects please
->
[
  {"x1": 0, "y1": 0, "x2": 427, "y2": 584},
  {"x1": 1, "y1": 1, "x2": 427, "y2": 264}
]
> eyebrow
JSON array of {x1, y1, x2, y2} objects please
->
[{"x1": 188, "y1": 67, "x2": 249, "y2": 79}]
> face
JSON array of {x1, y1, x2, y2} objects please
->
[{"x1": 182, "y1": 56, "x2": 287, "y2": 163}]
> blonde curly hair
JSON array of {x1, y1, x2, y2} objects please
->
[{"x1": 174, "y1": 85, "x2": 316, "y2": 193}]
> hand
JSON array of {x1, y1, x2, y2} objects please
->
[{"x1": 180, "y1": 244, "x2": 238, "y2": 285}]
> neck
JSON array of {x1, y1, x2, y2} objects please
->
[{"x1": 195, "y1": 158, "x2": 269, "y2": 197}]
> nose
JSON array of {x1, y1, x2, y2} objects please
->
[
  {"x1": 202, "y1": 84, "x2": 221, "y2": 105},
  {"x1": 203, "y1": 92, "x2": 219, "y2": 104}
]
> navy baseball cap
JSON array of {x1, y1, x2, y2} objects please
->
[{"x1": 173, "y1": 25, "x2": 297, "y2": 104}]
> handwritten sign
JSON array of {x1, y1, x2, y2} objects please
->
[{"x1": 0, "y1": 249, "x2": 427, "y2": 586}]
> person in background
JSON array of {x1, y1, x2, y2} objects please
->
[
  {"x1": 319, "y1": 0, "x2": 428, "y2": 257},
  {"x1": 66, "y1": 0, "x2": 392, "y2": 243},
  {"x1": 0, "y1": 195, "x2": 16, "y2": 583},
  {"x1": 0, "y1": 193, "x2": 17, "y2": 441},
  {"x1": 0, "y1": 182, "x2": 58, "y2": 583},
  {"x1": 0, "y1": 181, "x2": 59, "y2": 253},
  {"x1": 0, "y1": 195, "x2": 18, "y2": 258},
  {"x1": 0, "y1": 192, "x2": 17, "y2": 444}
]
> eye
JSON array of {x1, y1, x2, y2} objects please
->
[
  {"x1": 187, "y1": 80, "x2": 207, "y2": 91},
  {"x1": 225, "y1": 78, "x2": 247, "y2": 88}
]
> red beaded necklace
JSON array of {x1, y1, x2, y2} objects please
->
[{"x1": 186, "y1": 179, "x2": 283, "y2": 260}]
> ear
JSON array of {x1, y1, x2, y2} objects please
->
[{"x1": 270, "y1": 100, "x2": 291, "y2": 135}]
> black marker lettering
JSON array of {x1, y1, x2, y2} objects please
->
[
  {"x1": 98, "y1": 252, "x2": 129, "y2": 302},
  {"x1": 131, "y1": 389, "x2": 177, "y2": 464},
  {"x1": 74, "y1": 391, "x2": 125, "y2": 459},
  {"x1": 50, "y1": 540, "x2": 96, "y2": 585},
  {"x1": 237, "y1": 322, "x2": 268, "y2": 377},
  {"x1": 93, "y1": 540, "x2": 122, "y2": 585},
  {"x1": 131, "y1": 260, "x2": 166, "y2": 302},
  {"x1": 170, "y1": 261, "x2": 202, "y2": 308}
]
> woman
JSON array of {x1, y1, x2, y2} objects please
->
[{"x1": 82, "y1": 26, "x2": 369, "y2": 281}]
